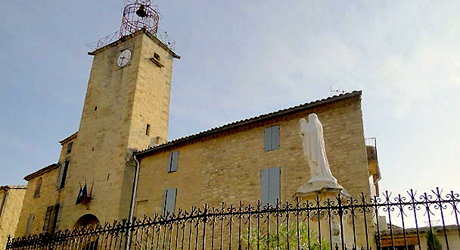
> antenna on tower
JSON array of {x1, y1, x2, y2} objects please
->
[{"x1": 330, "y1": 86, "x2": 345, "y2": 95}]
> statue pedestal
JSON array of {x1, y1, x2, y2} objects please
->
[
  {"x1": 294, "y1": 181, "x2": 352, "y2": 248},
  {"x1": 294, "y1": 181, "x2": 350, "y2": 199}
]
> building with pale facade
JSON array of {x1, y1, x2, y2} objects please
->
[
  {"x1": 0, "y1": 185, "x2": 26, "y2": 249},
  {"x1": 11, "y1": 2, "x2": 380, "y2": 243}
]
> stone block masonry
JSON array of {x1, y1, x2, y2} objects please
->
[
  {"x1": 1, "y1": 186, "x2": 26, "y2": 250},
  {"x1": 135, "y1": 93, "x2": 370, "y2": 214}
]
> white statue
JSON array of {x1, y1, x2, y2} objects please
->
[{"x1": 299, "y1": 114, "x2": 337, "y2": 183}]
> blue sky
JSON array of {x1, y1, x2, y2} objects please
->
[{"x1": 0, "y1": 0, "x2": 459, "y2": 197}]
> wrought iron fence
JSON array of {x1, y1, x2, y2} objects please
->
[{"x1": 6, "y1": 188, "x2": 460, "y2": 250}]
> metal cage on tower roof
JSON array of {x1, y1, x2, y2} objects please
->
[{"x1": 120, "y1": 0, "x2": 160, "y2": 37}]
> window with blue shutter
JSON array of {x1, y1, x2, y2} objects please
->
[
  {"x1": 162, "y1": 188, "x2": 177, "y2": 216},
  {"x1": 167, "y1": 151, "x2": 179, "y2": 172},
  {"x1": 260, "y1": 167, "x2": 281, "y2": 207},
  {"x1": 264, "y1": 125, "x2": 280, "y2": 151}
]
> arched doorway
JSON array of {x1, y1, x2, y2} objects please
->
[
  {"x1": 74, "y1": 214, "x2": 100, "y2": 229},
  {"x1": 74, "y1": 214, "x2": 100, "y2": 249}
]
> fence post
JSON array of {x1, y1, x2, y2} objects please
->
[
  {"x1": 202, "y1": 203, "x2": 208, "y2": 250},
  {"x1": 6, "y1": 235, "x2": 11, "y2": 250}
]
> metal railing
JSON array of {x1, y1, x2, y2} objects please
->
[
  {"x1": 6, "y1": 188, "x2": 460, "y2": 250},
  {"x1": 365, "y1": 138, "x2": 378, "y2": 162},
  {"x1": 85, "y1": 27, "x2": 176, "y2": 52}
]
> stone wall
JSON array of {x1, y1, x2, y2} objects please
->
[
  {"x1": 15, "y1": 30, "x2": 177, "y2": 234},
  {"x1": 14, "y1": 168, "x2": 60, "y2": 237},
  {"x1": 0, "y1": 186, "x2": 26, "y2": 248},
  {"x1": 134, "y1": 93, "x2": 372, "y2": 245},
  {"x1": 15, "y1": 133, "x2": 77, "y2": 237},
  {"x1": 135, "y1": 94, "x2": 370, "y2": 215}
]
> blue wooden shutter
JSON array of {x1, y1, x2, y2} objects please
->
[
  {"x1": 171, "y1": 151, "x2": 179, "y2": 172},
  {"x1": 264, "y1": 127, "x2": 272, "y2": 151},
  {"x1": 260, "y1": 167, "x2": 281, "y2": 207},
  {"x1": 260, "y1": 169, "x2": 269, "y2": 206},
  {"x1": 166, "y1": 188, "x2": 177, "y2": 215},
  {"x1": 168, "y1": 151, "x2": 179, "y2": 172},
  {"x1": 271, "y1": 125, "x2": 280, "y2": 150},
  {"x1": 268, "y1": 167, "x2": 281, "y2": 206},
  {"x1": 264, "y1": 126, "x2": 280, "y2": 151},
  {"x1": 162, "y1": 188, "x2": 177, "y2": 216},
  {"x1": 167, "y1": 152, "x2": 173, "y2": 172}
]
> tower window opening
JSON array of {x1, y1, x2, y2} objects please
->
[
  {"x1": 34, "y1": 178, "x2": 43, "y2": 198},
  {"x1": 146, "y1": 124, "x2": 151, "y2": 135},
  {"x1": 154, "y1": 53, "x2": 160, "y2": 61},
  {"x1": 66, "y1": 142, "x2": 73, "y2": 154}
]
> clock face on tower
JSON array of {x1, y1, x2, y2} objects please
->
[{"x1": 117, "y1": 49, "x2": 132, "y2": 67}]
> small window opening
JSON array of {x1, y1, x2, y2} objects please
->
[
  {"x1": 34, "y1": 178, "x2": 43, "y2": 198},
  {"x1": 94, "y1": 106, "x2": 98, "y2": 111},
  {"x1": 154, "y1": 53, "x2": 160, "y2": 61},
  {"x1": 58, "y1": 161, "x2": 69, "y2": 189},
  {"x1": 66, "y1": 142, "x2": 73, "y2": 154},
  {"x1": 146, "y1": 124, "x2": 151, "y2": 136}
]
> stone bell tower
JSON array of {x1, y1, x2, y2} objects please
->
[{"x1": 58, "y1": 0, "x2": 180, "y2": 229}]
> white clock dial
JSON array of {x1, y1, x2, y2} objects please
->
[{"x1": 117, "y1": 49, "x2": 132, "y2": 67}]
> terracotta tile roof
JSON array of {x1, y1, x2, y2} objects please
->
[
  {"x1": 59, "y1": 132, "x2": 78, "y2": 145},
  {"x1": 24, "y1": 163, "x2": 59, "y2": 181},
  {"x1": 135, "y1": 91, "x2": 362, "y2": 158},
  {"x1": 0, "y1": 185, "x2": 27, "y2": 190}
]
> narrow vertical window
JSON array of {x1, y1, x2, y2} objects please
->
[
  {"x1": 43, "y1": 204, "x2": 60, "y2": 234},
  {"x1": 25, "y1": 213, "x2": 35, "y2": 236},
  {"x1": 260, "y1": 167, "x2": 281, "y2": 207},
  {"x1": 167, "y1": 151, "x2": 179, "y2": 172},
  {"x1": 146, "y1": 124, "x2": 151, "y2": 136},
  {"x1": 162, "y1": 188, "x2": 177, "y2": 216},
  {"x1": 66, "y1": 142, "x2": 73, "y2": 154},
  {"x1": 264, "y1": 125, "x2": 280, "y2": 151},
  {"x1": 57, "y1": 161, "x2": 69, "y2": 189},
  {"x1": 43, "y1": 206, "x2": 52, "y2": 233},
  {"x1": 34, "y1": 178, "x2": 42, "y2": 198}
]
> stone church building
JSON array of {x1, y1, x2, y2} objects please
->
[{"x1": 11, "y1": 2, "x2": 381, "y2": 240}]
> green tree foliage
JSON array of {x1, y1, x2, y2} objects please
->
[
  {"x1": 242, "y1": 222, "x2": 331, "y2": 250},
  {"x1": 425, "y1": 230, "x2": 442, "y2": 250}
]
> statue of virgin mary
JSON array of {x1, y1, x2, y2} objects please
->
[{"x1": 299, "y1": 113, "x2": 337, "y2": 183}]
